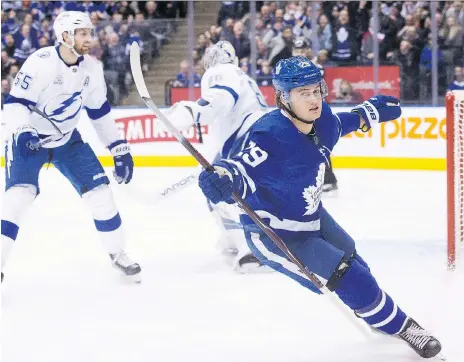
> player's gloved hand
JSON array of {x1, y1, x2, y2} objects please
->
[
  {"x1": 351, "y1": 95, "x2": 401, "y2": 131},
  {"x1": 109, "y1": 140, "x2": 134, "y2": 184},
  {"x1": 199, "y1": 163, "x2": 236, "y2": 204},
  {"x1": 15, "y1": 125, "x2": 41, "y2": 159}
]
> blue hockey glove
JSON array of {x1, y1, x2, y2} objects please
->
[
  {"x1": 109, "y1": 140, "x2": 134, "y2": 184},
  {"x1": 198, "y1": 163, "x2": 236, "y2": 204},
  {"x1": 351, "y1": 95, "x2": 401, "y2": 131},
  {"x1": 15, "y1": 125, "x2": 41, "y2": 159}
]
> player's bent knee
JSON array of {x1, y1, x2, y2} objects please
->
[
  {"x1": 2, "y1": 184, "x2": 37, "y2": 221},
  {"x1": 82, "y1": 184, "x2": 119, "y2": 222}
]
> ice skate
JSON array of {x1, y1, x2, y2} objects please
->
[
  {"x1": 234, "y1": 252, "x2": 272, "y2": 274},
  {"x1": 109, "y1": 252, "x2": 141, "y2": 283},
  {"x1": 398, "y1": 318, "x2": 442, "y2": 359}
]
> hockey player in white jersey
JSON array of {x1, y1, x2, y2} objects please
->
[
  {"x1": 1, "y1": 11, "x2": 141, "y2": 283},
  {"x1": 165, "y1": 41, "x2": 270, "y2": 272}
]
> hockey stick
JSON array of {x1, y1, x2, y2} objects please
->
[
  {"x1": 117, "y1": 170, "x2": 200, "y2": 206},
  {"x1": 130, "y1": 42, "x2": 371, "y2": 338},
  {"x1": 28, "y1": 105, "x2": 65, "y2": 148}
]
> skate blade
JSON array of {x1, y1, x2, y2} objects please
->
[
  {"x1": 112, "y1": 265, "x2": 142, "y2": 284},
  {"x1": 322, "y1": 189, "x2": 339, "y2": 198},
  {"x1": 235, "y1": 263, "x2": 274, "y2": 274},
  {"x1": 120, "y1": 272, "x2": 142, "y2": 284}
]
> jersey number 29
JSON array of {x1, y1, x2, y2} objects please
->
[{"x1": 237, "y1": 141, "x2": 268, "y2": 168}]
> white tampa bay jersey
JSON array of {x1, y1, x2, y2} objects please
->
[
  {"x1": 200, "y1": 63, "x2": 269, "y2": 156},
  {"x1": 2, "y1": 46, "x2": 119, "y2": 148}
]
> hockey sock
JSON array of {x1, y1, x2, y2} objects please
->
[
  {"x1": 1, "y1": 185, "x2": 36, "y2": 269},
  {"x1": 335, "y1": 259, "x2": 407, "y2": 334},
  {"x1": 82, "y1": 185, "x2": 125, "y2": 254}
]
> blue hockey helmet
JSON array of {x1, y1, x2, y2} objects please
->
[{"x1": 272, "y1": 56, "x2": 328, "y2": 101}]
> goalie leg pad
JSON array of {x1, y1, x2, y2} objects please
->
[{"x1": 82, "y1": 185, "x2": 125, "y2": 254}]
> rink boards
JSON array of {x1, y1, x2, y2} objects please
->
[{"x1": 0, "y1": 106, "x2": 447, "y2": 170}]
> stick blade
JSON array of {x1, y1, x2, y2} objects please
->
[{"x1": 130, "y1": 41, "x2": 150, "y2": 99}]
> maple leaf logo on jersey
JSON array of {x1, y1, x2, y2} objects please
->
[{"x1": 302, "y1": 163, "x2": 325, "y2": 216}]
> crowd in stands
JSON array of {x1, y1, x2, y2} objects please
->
[
  {"x1": 174, "y1": 0, "x2": 464, "y2": 103},
  {"x1": 1, "y1": 1, "x2": 187, "y2": 107}
]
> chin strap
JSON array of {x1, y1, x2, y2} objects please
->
[
  {"x1": 282, "y1": 102, "x2": 315, "y2": 125},
  {"x1": 61, "y1": 34, "x2": 83, "y2": 57}
]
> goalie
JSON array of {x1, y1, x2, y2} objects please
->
[{"x1": 165, "y1": 41, "x2": 271, "y2": 273}]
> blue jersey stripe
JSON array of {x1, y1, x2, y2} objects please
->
[
  {"x1": 210, "y1": 85, "x2": 239, "y2": 105},
  {"x1": 4, "y1": 95, "x2": 37, "y2": 108},
  {"x1": 85, "y1": 100, "x2": 111, "y2": 120}
]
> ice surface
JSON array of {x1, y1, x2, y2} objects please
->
[{"x1": 1, "y1": 168, "x2": 462, "y2": 362}]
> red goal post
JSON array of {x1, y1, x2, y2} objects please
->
[{"x1": 447, "y1": 90, "x2": 464, "y2": 269}]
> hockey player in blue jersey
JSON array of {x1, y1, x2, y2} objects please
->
[
  {"x1": 198, "y1": 56, "x2": 442, "y2": 359},
  {"x1": 1, "y1": 11, "x2": 141, "y2": 283}
]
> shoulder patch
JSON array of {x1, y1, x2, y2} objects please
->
[{"x1": 37, "y1": 51, "x2": 50, "y2": 58}]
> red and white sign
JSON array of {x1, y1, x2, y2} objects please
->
[
  {"x1": 113, "y1": 114, "x2": 208, "y2": 144},
  {"x1": 169, "y1": 65, "x2": 401, "y2": 105},
  {"x1": 324, "y1": 65, "x2": 401, "y2": 102}
]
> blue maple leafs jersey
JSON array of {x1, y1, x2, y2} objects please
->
[{"x1": 222, "y1": 102, "x2": 361, "y2": 243}]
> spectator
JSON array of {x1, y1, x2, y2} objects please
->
[
  {"x1": 1, "y1": 79, "x2": 11, "y2": 109},
  {"x1": 223, "y1": 21, "x2": 250, "y2": 59},
  {"x1": 13, "y1": 24, "x2": 39, "y2": 66},
  {"x1": 331, "y1": 10, "x2": 359, "y2": 62},
  {"x1": 274, "y1": 8, "x2": 284, "y2": 24},
  {"x1": 316, "y1": 14, "x2": 332, "y2": 53},
  {"x1": 265, "y1": 24, "x2": 294, "y2": 67},
  {"x1": 361, "y1": 17, "x2": 392, "y2": 64},
  {"x1": 220, "y1": 17, "x2": 234, "y2": 40},
  {"x1": 255, "y1": 37, "x2": 269, "y2": 65},
  {"x1": 292, "y1": 37, "x2": 312, "y2": 59},
  {"x1": 312, "y1": 49, "x2": 329, "y2": 76},
  {"x1": 2, "y1": 34, "x2": 16, "y2": 58},
  {"x1": 196, "y1": 33, "x2": 210, "y2": 58},
  {"x1": 38, "y1": 18, "x2": 54, "y2": 44},
  {"x1": 260, "y1": 4, "x2": 272, "y2": 27},
  {"x1": 143, "y1": 1, "x2": 161, "y2": 19},
  {"x1": 1, "y1": 50, "x2": 15, "y2": 76},
  {"x1": 292, "y1": 4, "x2": 311, "y2": 39},
  {"x1": 389, "y1": 3, "x2": 405, "y2": 33},
  {"x1": 254, "y1": 18, "x2": 267, "y2": 39},
  {"x1": 102, "y1": 32, "x2": 130, "y2": 99},
  {"x1": 442, "y1": 15, "x2": 464, "y2": 66},
  {"x1": 419, "y1": 33, "x2": 445, "y2": 72},
  {"x1": 206, "y1": 25, "x2": 220, "y2": 43},
  {"x1": 448, "y1": 66, "x2": 464, "y2": 91},
  {"x1": 173, "y1": 60, "x2": 200, "y2": 87},
  {"x1": 38, "y1": 36, "x2": 49, "y2": 48},
  {"x1": 240, "y1": 57, "x2": 250, "y2": 74},
  {"x1": 2, "y1": 9, "x2": 20, "y2": 35},
  {"x1": 218, "y1": 2, "x2": 237, "y2": 26},
  {"x1": 89, "y1": 38, "x2": 103, "y2": 61},
  {"x1": 256, "y1": 59, "x2": 273, "y2": 86},
  {"x1": 389, "y1": 40, "x2": 420, "y2": 100},
  {"x1": 6, "y1": 64, "x2": 19, "y2": 89},
  {"x1": 332, "y1": 79, "x2": 363, "y2": 103}
]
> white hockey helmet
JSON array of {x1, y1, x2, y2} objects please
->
[
  {"x1": 203, "y1": 41, "x2": 239, "y2": 70},
  {"x1": 53, "y1": 11, "x2": 94, "y2": 55}
]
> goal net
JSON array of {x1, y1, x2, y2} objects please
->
[{"x1": 447, "y1": 90, "x2": 464, "y2": 269}]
